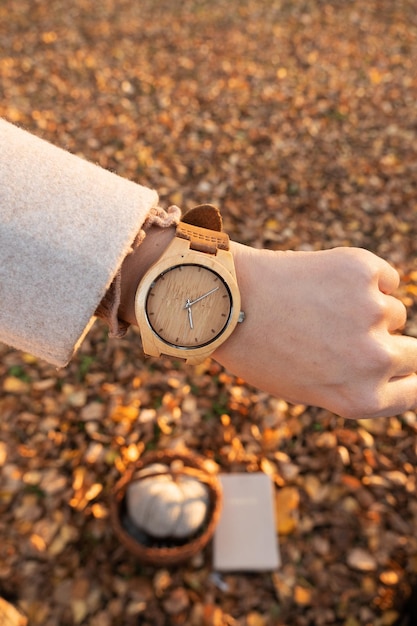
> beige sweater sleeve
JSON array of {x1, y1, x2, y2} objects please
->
[{"x1": 0, "y1": 119, "x2": 159, "y2": 366}]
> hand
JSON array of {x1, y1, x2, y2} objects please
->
[{"x1": 214, "y1": 243, "x2": 417, "y2": 419}]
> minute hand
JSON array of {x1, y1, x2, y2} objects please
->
[{"x1": 185, "y1": 287, "x2": 219, "y2": 308}]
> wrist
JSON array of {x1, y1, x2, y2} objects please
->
[
  {"x1": 212, "y1": 241, "x2": 256, "y2": 361},
  {"x1": 118, "y1": 225, "x2": 176, "y2": 326},
  {"x1": 212, "y1": 242, "x2": 280, "y2": 366}
]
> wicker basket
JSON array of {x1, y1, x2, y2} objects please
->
[{"x1": 110, "y1": 449, "x2": 223, "y2": 566}]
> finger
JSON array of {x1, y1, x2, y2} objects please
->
[
  {"x1": 383, "y1": 294, "x2": 408, "y2": 332},
  {"x1": 387, "y1": 333, "x2": 417, "y2": 377},
  {"x1": 377, "y1": 260, "x2": 400, "y2": 295},
  {"x1": 376, "y1": 373, "x2": 417, "y2": 418}
]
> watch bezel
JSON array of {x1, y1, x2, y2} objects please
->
[
  {"x1": 135, "y1": 244, "x2": 242, "y2": 363},
  {"x1": 144, "y1": 262, "x2": 233, "y2": 350}
]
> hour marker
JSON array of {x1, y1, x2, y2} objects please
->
[{"x1": 211, "y1": 329, "x2": 216, "y2": 333}]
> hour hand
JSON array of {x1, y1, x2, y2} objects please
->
[{"x1": 185, "y1": 298, "x2": 194, "y2": 329}]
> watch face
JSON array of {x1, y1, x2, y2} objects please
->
[{"x1": 145, "y1": 263, "x2": 233, "y2": 349}]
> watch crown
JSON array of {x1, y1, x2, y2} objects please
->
[{"x1": 238, "y1": 311, "x2": 245, "y2": 323}]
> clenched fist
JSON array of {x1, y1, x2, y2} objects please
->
[{"x1": 214, "y1": 244, "x2": 417, "y2": 419}]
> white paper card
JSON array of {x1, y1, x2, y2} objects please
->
[{"x1": 213, "y1": 472, "x2": 281, "y2": 571}]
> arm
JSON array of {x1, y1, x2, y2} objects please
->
[
  {"x1": 118, "y1": 236, "x2": 417, "y2": 420},
  {"x1": 2, "y1": 120, "x2": 417, "y2": 419}
]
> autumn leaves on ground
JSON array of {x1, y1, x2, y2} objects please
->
[{"x1": 1, "y1": 0, "x2": 417, "y2": 625}]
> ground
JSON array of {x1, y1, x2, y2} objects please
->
[{"x1": 1, "y1": 0, "x2": 417, "y2": 624}]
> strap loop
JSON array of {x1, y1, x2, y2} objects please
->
[{"x1": 176, "y1": 222, "x2": 230, "y2": 255}]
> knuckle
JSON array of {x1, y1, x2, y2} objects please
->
[
  {"x1": 336, "y1": 390, "x2": 384, "y2": 420},
  {"x1": 332, "y1": 340, "x2": 395, "y2": 419},
  {"x1": 370, "y1": 340, "x2": 395, "y2": 371},
  {"x1": 356, "y1": 330, "x2": 394, "y2": 371},
  {"x1": 365, "y1": 298, "x2": 387, "y2": 327}
]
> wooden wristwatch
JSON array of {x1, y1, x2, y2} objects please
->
[{"x1": 134, "y1": 205, "x2": 244, "y2": 364}]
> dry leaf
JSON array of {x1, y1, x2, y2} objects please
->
[{"x1": 275, "y1": 486, "x2": 300, "y2": 535}]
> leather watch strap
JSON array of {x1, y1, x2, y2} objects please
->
[
  {"x1": 181, "y1": 203, "x2": 223, "y2": 232},
  {"x1": 178, "y1": 203, "x2": 229, "y2": 254},
  {"x1": 176, "y1": 222, "x2": 230, "y2": 254}
]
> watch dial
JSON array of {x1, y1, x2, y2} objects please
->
[{"x1": 145, "y1": 264, "x2": 232, "y2": 349}]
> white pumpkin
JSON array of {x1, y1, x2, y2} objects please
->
[{"x1": 126, "y1": 463, "x2": 210, "y2": 539}]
